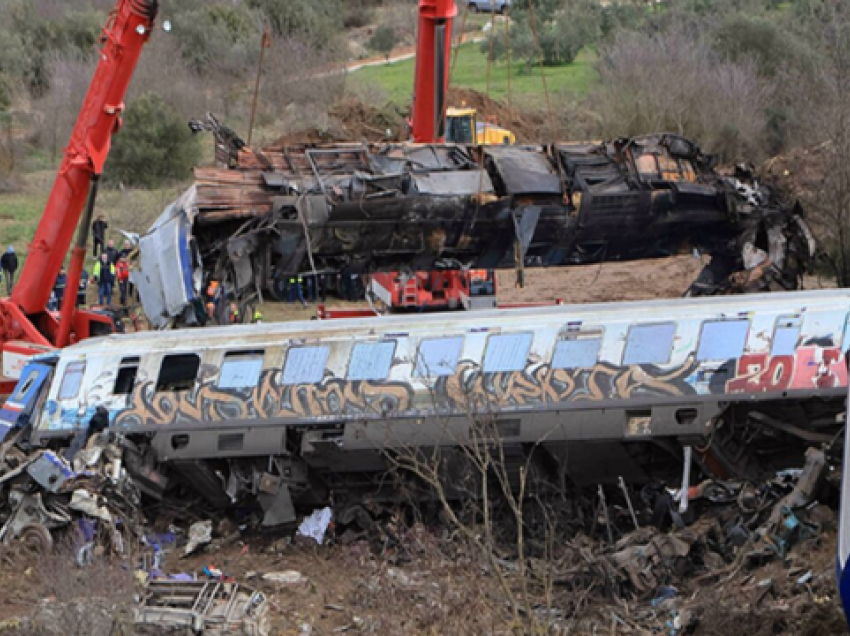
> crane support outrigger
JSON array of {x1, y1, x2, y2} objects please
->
[{"x1": 0, "y1": 0, "x2": 159, "y2": 391}]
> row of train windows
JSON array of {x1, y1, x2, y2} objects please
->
[{"x1": 55, "y1": 318, "x2": 804, "y2": 399}]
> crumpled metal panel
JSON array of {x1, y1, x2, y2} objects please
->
[
  {"x1": 412, "y1": 170, "x2": 493, "y2": 195},
  {"x1": 133, "y1": 187, "x2": 200, "y2": 328},
  {"x1": 486, "y1": 146, "x2": 562, "y2": 195}
]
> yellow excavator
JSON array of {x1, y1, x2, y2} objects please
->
[{"x1": 445, "y1": 106, "x2": 516, "y2": 145}]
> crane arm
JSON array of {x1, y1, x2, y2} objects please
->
[
  {"x1": 411, "y1": 0, "x2": 457, "y2": 143},
  {"x1": 12, "y1": 0, "x2": 158, "y2": 314}
]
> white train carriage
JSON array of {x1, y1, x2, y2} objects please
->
[{"x1": 3, "y1": 289, "x2": 849, "y2": 516}]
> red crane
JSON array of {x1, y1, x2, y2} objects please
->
[
  {"x1": 411, "y1": 0, "x2": 457, "y2": 143},
  {"x1": 0, "y1": 0, "x2": 158, "y2": 390}
]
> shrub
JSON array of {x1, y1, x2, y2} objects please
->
[
  {"x1": 104, "y1": 93, "x2": 200, "y2": 189},
  {"x1": 482, "y1": 0, "x2": 600, "y2": 68},
  {"x1": 368, "y1": 25, "x2": 399, "y2": 62}
]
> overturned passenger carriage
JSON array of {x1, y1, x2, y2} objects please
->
[
  {"x1": 5, "y1": 289, "x2": 848, "y2": 524},
  {"x1": 135, "y1": 131, "x2": 814, "y2": 326}
]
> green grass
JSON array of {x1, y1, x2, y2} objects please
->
[
  {"x1": 354, "y1": 42, "x2": 598, "y2": 105},
  {"x1": 0, "y1": 171, "x2": 189, "y2": 264}
]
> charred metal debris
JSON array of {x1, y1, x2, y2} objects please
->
[
  {"x1": 135, "y1": 121, "x2": 815, "y2": 326},
  {"x1": 0, "y1": 420, "x2": 842, "y2": 633}
]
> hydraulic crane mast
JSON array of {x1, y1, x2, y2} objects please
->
[
  {"x1": 0, "y1": 0, "x2": 158, "y2": 384},
  {"x1": 411, "y1": 0, "x2": 457, "y2": 143}
]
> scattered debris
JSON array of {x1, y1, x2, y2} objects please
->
[
  {"x1": 185, "y1": 520, "x2": 214, "y2": 556},
  {"x1": 262, "y1": 570, "x2": 305, "y2": 585},
  {"x1": 297, "y1": 507, "x2": 333, "y2": 545},
  {"x1": 135, "y1": 579, "x2": 269, "y2": 635}
]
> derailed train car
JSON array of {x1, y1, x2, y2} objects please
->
[
  {"x1": 3, "y1": 289, "x2": 848, "y2": 525},
  {"x1": 134, "y1": 130, "x2": 815, "y2": 326}
]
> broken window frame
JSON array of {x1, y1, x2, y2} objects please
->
[
  {"x1": 281, "y1": 346, "x2": 330, "y2": 385},
  {"x1": 552, "y1": 331, "x2": 603, "y2": 369},
  {"x1": 347, "y1": 341, "x2": 396, "y2": 381},
  {"x1": 155, "y1": 354, "x2": 200, "y2": 393},
  {"x1": 696, "y1": 320, "x2": 750, "y2": 362},
  {"x1": 622, "y1": 322, "x2": 676, "y2": 366},
  {"x1": 771, "y1": 316, "x2": 803, "y2": 357},
  {"x1": 415, "y1": 336, "x2": 464, "y2": 377},
  {"x1": 483, "y1": 332, "x2": 533, "y2": 373},
  {"x1": 58, "y1": 361, "x2": 86, "y2": 400},
  {"x1": 218, "y1": 350, "x2": 265, "y2": 390},
  {"x1": 113, "y1": 356, "x2": 140, "y2": 396}
]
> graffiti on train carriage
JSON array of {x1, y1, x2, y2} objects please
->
[
  {"x1": 726, "y1": 346, "x2": 846, "y2": 393},
  {"x1": 48, "y1": 349, "x2": 848, "y2": 432},
  {"x1": 101, "y1": 357, "x2": 706, "y2": 430},
  {"x1": 112, "y1": 370, "x2": 416, "y2": 429}
]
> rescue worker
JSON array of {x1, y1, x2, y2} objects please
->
[
  {"x1": 77, "y1": 268, "x2": 88, "y2": 307},
  {"x1": 0, "y1": 245, "x2": 18, "y2": 295},
  {"x1": 288, "y1": 275, "x2": 306, "y2": 306},
  {"x1": 228, "y1": 301, "x2": 240, "y2": 324},
  {"x1": 116, "y1": 255, "x2": 130, "y2": 305},
  {"x1": 92, "y1": 214, "x2": 107, "y2": 257},
  {"x1": 105, "y1": 239, "x2": 118, "y2": 265},
  {"x1": 317, "y1": 272, "x2": 327, "y2": 303},
  {"x1": 93, "y1": 253, "x2": 115, "y2": 306},
  {"x1": 305, "y1": 273, "x2": 316, "y2": 302},
  {"x1": 54, "y1": 265, "x2": 67, "y2": 306},
  {"x1": 252, "y1": 309, "x2": 263, "y2": 323}
]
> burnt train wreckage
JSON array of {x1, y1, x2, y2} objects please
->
[{"x1": 134, "y1": 124, "x2": 815, "y2": 325}]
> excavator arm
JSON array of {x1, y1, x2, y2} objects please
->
[{"x1": 0, "y1": 0, "x2": 158, "y2": 374}]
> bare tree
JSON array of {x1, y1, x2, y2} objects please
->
[
  {"x1": 589, "y1": 23, "x2": 771, "y2": 162},
  {"x1": 379, "y1": 383, "x2": 564, "y2": 634},
  {"x1": 795, "y1": 1, "x2": 850, "y2": 285},
  {"x1": 33, "y1": 52, "x2": 92, "y2": 166}
]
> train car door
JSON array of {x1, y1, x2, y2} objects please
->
[{"x1": 0, "y1": 362, "x2": 54, "y2": 442}]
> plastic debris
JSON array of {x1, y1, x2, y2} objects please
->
[
  {"x1": 184, "y1": 520, "x2": 213, "y2": 556},
  {"x1": 297, "y1": 507, "x2": 333, "y2": 545}
]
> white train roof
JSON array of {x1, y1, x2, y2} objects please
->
[{"x1": 63, "y1": 288, "x2": 850, "y2": 357}]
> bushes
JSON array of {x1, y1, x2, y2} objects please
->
[
  {"x1": 590, "y1": 26, "x2": 771, "y2": 162},
  {"x1": 247, "y1": 0, "x2": 344, "y2": 50},
  {"x1": 482, "y1": 0, "x2": 600, "y2": 69},
  {"x1": 104, "y1": 93, "x2": 200, "y2": 189},
  {"x1": 368, "y1": 25, "x2": 398, "y2": 61}
]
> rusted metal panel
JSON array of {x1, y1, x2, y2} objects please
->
[{"x1": 136, "y1": 130, "x2": 816, "y2": 326}]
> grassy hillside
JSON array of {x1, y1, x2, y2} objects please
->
[
  {"x1": 0, "y1": 172, "x2": 188, "y2": 264},
  {"x1": 354, "y1": 43, "x2": 598, "y2": 105}
]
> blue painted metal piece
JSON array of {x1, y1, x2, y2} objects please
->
[{"x1": 0, "y1": 362, "x2": 53, "y2": 442}]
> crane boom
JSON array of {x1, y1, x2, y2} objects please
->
[
  {"x1": 13, "y1": 0, "x2": 157, "y2": 312},
  {"x1": 411, "y1": 0, "x2": 457, "y2": 143},
  {"x1": 0, "y1": 0, "x2": 158, "y2": 371}
]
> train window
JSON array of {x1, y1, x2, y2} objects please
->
[
  {"x1": 697, "y1": 320, "x2": 749, "y2": 361},
  {"x1": 623, "y1": 323, "x2": 675, "y2": 366},
  {"x1": 348, "y1": 341, "x2": 396, "y2": 381},
  {"x1": 113, "y1": 356, "x2": 140, "y2": 395},
  {"x1": 155, "y1": 354, "x2": 200, "y2": 392},
  {"x1": 282, "y1": 346, "x2": 329, "y2": 385},
  {"x1": 772, "y1": 324, "x2": 801, "y2": 356},
  {"x1": 415, "y1": 337, "x2": 463, "y2": 377},
  {"x1": 483, "y1": 332, "x2": 532, "y2": 373},
  {"x1": 58, "y1": 362, "x2": 86, "y2": 400},
  {"x1": 218, "y1": 351, "x2": 264, "y2": 389},
  {"x1": 552, "y1": 337, "x2": 601, "y2": 369}
]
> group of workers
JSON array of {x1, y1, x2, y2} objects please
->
[
  {"x1": 280, "y1": 271, "x2": 364, "y2": 304},
  {"x1": 50, "y1": 215, "x2": 133, "y2": 309}
]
